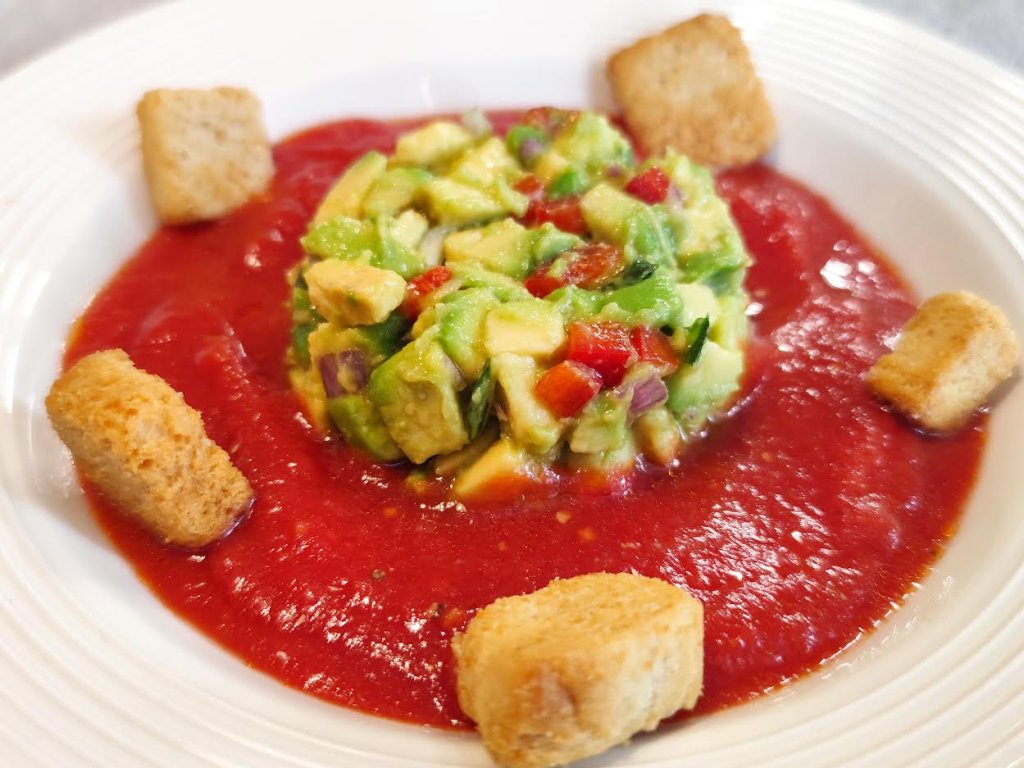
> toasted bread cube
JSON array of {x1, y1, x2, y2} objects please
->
[
  {"x1": 607, "y1": 14, "x2": 777, "y2": 167},
  {"x1": 453, "y1": 572, "x2": 704, "y2": 768},
  {"x1": 137, "y1": 87, "x2": 273, "y2": 224},
  {"x1": 45, "y1": 349, "x2": 253, "y2": 547},
  {"x1": 868, "y1": 291, "x2": 1018, "y2": 432},
  {"x1": 305, "y1": 260, "x2": 407, "y2": 326}
]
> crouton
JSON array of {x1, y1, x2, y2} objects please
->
[
  {"x1": 45, "y1": 349, "x2": 253, "y2": 547},
  {"x1": 137, "y1": 87, "x2": 273, "y2": 224},
  {"x1": 453, "y1": 572, "x2": 704, "y2": 768},
  {"x1": 868, "y1": 291, "x2": 1018, "y2": 432},
  {"x1": 607, "y1": 14, "x2": 777, "y2": 167}
]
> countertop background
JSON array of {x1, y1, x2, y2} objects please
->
[{"x1": 0, "y1": 0, "x2": 1021, "y2": 77}]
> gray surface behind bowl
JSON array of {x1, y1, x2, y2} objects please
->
[{"x1": 0, "y1": 0, "x2": 1021, "y2": 76}]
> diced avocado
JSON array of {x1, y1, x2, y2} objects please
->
[
  {"x1": 434, "y1": 423, "x2": 499, "y2": 477},
  {"x1": 601, "y1": 274, "x2": 683, "y2": 328},
  {"x1": 569, "y1": 391, "x2": 629, "y2": 454},
  {"x1": 567, "y1": 434, "x2": 638, "y2": 473},
  {"x1": 312, "y1": 151, "x2": 387, "y2": 226},
  {"x1": 532, "y1": 223, "x2": 581, "y2": 264},
  {"x1": 375, "y1": 215, "x2": 430, "y2": 278},
  {"x1": 446, "y1": 264, "x2": 531, "y2": 302},
  {"x1": 368, "y1": 330, "x2": 469, "y2": 463},
  {"x1": 308, "y1": 313, "x2": 405, "y2": 367},
  {"x1": 305, "y1": 261, "x2": 406, "y2": 327},
  {"x1": 506, "y1": 125, "x2": 548, "y2": 167},
  {"x1": 675, "y1": 283, "x2": 720, "y2": 327},
  {"x1": 679, "y1": 230, "x2": 749, "y2": 285},
  {"x1": 443, "y1": 218, "x2": 536, "y2": 279},
  {"x1": 390, "y1": 209, "x2": 430, "y2": 250},
  {"x1": 491, "y1": 353, "x2": 564, "y2": 453},
  {"x1": 393, "y1": 121, "x2": 473, "y2": 168},
  {"x1": 547, "y1": 167, "x2": 589, "y2": 199},
  {"x1": 301, "y1": 217, "x2": 377, "y2": 263},
  {"x1": 490, "y1": 177, "x2": 530, "y2": 218},
  {"x1": 452, "y1": 436, "x2": 537, "y2": 500},
  {"x1": 580, "y1": 184, "x2": 666, "y2": 257},
  {"x1": 544, "y1": 285, "x2": 606, "y2": 323},
  {"x1": 291, "y1": 322, "x2": 316, "y2": 367},
  {"x1": 533, "y1": 149, "x2": 571, "y2": 185},
  {"x1": 326, "y1": 394, "x2": 404, "y2": 461},
  {"x1": 362, "y1": 168, "x2": 432, "y2": 217},
  {"x1": 424, "y1": 178, "x2": 508, "y2": 227},
  {"x1": 551, "y1": 112, "x2": 634, "y2": 175},
  {"x1": 633, "y1": 405, "x2": 683, "y2": 466},
  {"x1": 711, "y1": 294, "x2": 749, "y2": 351},
  {"x1": 437, "y1": 288, "x2": 500, "y2": 379},
  {"x1": 289, "y1": 366, "x2": 329, "y2": 431},
  {"x1": 483, "y1": 300, "x2": 565, "y2": 360},
  {"x1": 448, "y1": 137, "x2": 521, "y2": 189},
  {"x1": 665, "y1": 340, "x2": 744, "y2": 428}
]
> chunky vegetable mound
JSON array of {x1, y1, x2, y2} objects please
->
[{"x1": 288, "y1": 108, "x2": 750, "y2": 499}]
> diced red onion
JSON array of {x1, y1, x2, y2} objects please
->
[
  {"x1": 319, "y1": 349, "x2": 368, "y2": 398},
  {"x1": 624, "y1": 373, "x2": 668, "y2": 416},
  {"x1": 418, "y1": 226, "x2": 448, "y2": 267},
  {"x1": 606, "y1": 164, "x2": 626, "y2": 179},
  {"x1": 519, "y1": 137, "x2": 545, "y2": 165}
]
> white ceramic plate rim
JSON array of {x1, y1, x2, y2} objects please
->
[{"x1": 1, "y1": 1, "x2": 1023, "y2": 766}]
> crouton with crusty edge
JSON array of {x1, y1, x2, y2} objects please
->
[
  {"x1": 137, "y1": 87, "x2": 273, "y2": 224},
  {"x1": 453, "y1": 572, "x2": 704, "y2": 768},
  {"x1": 868, "y1": 291, "x2": 1018, "y2": 432},
  {"x1": 45, "y1": 349, "x2": 253, "y2": 548},
  {"x1": 607, "y1": 14, "x2": 777, "y2": 167}
]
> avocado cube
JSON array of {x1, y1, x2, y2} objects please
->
[
  {"x1": 301, "y1": 217, "x2": 377, "y2": 263},
  {"x1": 532, "y1": 223, "x2": 582, "y2": 264},
  {"x1": 448, "y1": 136, "x2": 521, "y2": 189},
  {"x1": 327, "y1": 394, "x2": 404, "y2": 461},
  {"x1": 603, "y1": 274, "x2": 682, "y2": 328},
  {"x1": 711, "y1": 294, "x2": 749, "y2": 351},
  {"x1": 545, "y1": 285, "x2": 606, "y2": 324},
  {"x1": 665, "y1": 340, "x2": 744, "y2": 430},
  {"x1": 305, "y1": 261, "x2": 406, "y2": 327},
  {"x1": 580, "y1": 183, "x2": 643, "y2": 244},
  {"x1": 567, "y1": 433, "x2": 638, "y2": 473},
  {"x1": 569, "y1": 391, "x2": 629, "y2": 454},
  {"x1": 308, "y1": 314, "x2": 405, "y2": 368},
  {"x1": 551, "y1": 112, "x2": 634, "y2": 174},
  {"x1": 491, "y1": 353, "x2": 564, "y2": 453},
  {"x1": 362, "y1": 168, "x2": 432, "y2": 217},
  {"x1": 452, "y1": 436, "x2": 536, "y2": 500},
  {"x1": 393, "y1": 121, "x2": 473, "y2": 168},
  {"x1": 312, "y1": 151, "x2": 387, "y2": 226},
  {"x1": 438, "y1": 288, "x2": 501, "y2": 380},
  {"x1": 368, "y1": 332, "x2": 469, "y2": 463},
  {"x1": 633, "y1": 405, "x2": 683, "y2": 466},
  {"x1": 532, "y1": 149, "x2": 571, "y2": 185},
  {"x1": 484, "y1": 300, "x2": 565, "y2": 360},
  {"x1": 424, "y1": 178, "x2": 508, "y2": 227},
  {"x1": 443, "y1": 218, "x2": 537, "y2": 279},
  {"x1": 375, "y1": 214, "x2": 431, "y2": 277},
  {"x1": 447, "y1": 265, "x2": 531, "y2": 302}
]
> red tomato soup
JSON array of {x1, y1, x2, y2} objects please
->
[{"x1": 66, "y1": 113, "x2": 983, "y2": 728}]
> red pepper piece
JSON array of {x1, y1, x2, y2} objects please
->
[
  {"x1": 566, "y1": 322, "x2": 636, "y2": 387},
  {"x1": 524, "y1": 243, "x2": 626, "y2": 298},
  {"x1": 535, "y1": 360, "x2": 602, "y2": 418},
  {"x1": 401, "y1": 265, "x2": 453, "y2": 319},
  {"x1": 522, "y1": 196, "x2": 588, "y2": 235},
  {"x1": 629, "y1": 326, "x2": 680, "y2": 375},
  {"x1": 624, "y1": 167, "x2": 671, "y2": 204}
]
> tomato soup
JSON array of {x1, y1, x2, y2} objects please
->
[{"x1": 66, "y1": 114, "x2": 983, "y2": 727}]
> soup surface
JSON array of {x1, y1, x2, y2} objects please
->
[{"x1": 66, "y1": 112, "x2": 983, "y2": 727}]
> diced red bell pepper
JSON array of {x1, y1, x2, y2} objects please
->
[
  {"x1": 629, "y1": 326, "x2": 680, "y2": 375},
  {"x1": 401, "y1": 265, "x2": 453, "y2": 319},
  {"x1": 624, "y1": 167, "x2": 671, "y2": 204},
  {"x1": 535, "y1": 361, "x2": 602, "y2": 418},
  {"x1": 566, "y1": 322, "x2": 636, "y2": 387},
  {"x1": 524, "y1": 243, "x2": 626, "y2": 298},
  {"x1": 522, "y1": 195, "x2": 588, "y2": 235},
  {"x1": 514, "y1": 174, "x2": 545, "y2": 203}
]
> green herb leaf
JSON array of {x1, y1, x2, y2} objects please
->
[{"x1": 684, "y1": 315, "x2": 711, "y2": 365}]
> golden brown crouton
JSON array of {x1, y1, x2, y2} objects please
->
[
  {"x1": 453, "y1": 572, "x2": 704, "y2": 768},
  {"x1": 137, "y1": 87, "x2": 273, "y2": 224},
  {"x1": 607, "y1": 14, "x2": 777, "y2": 167},
  {"x1": 46, "y1": 349, "x2": 253, "y2": 547},
  {"x1": 868, "y1": 291, "x2": 1018, "y2": 432}
]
